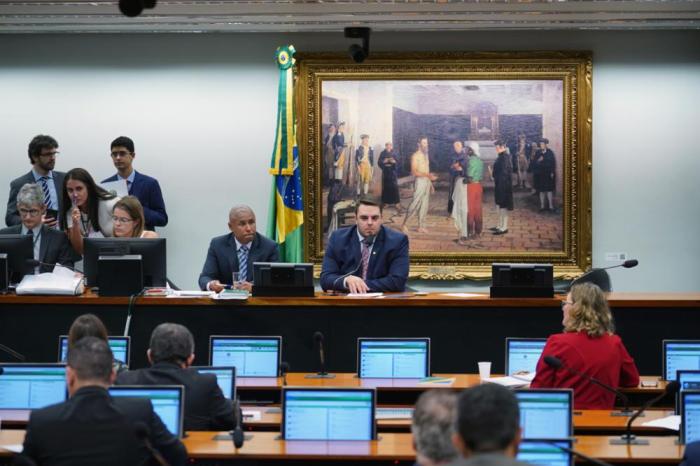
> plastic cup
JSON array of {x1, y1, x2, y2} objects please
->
[{"x1": 478, "y1": 361, "x2": 492, "y2": 380}]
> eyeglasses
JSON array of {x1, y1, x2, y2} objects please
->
[
  {"x1": 19, "y1": 208, "x2": 42, "y2": 217},
  {"x1": 39, "y1": 151, "x2": 59, "y2": 158},
  {"x1": 110, "y1": 150, "x2": 132, "y2": 158},
  {"x1": 111, "y1": 216, "x2": 134, "y2": 224},
  {"x1": 561, "y1": 300, "x2": 574, "y2": 308}
]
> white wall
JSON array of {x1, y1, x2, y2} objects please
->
[{"x1": 1, "y1": 31, "x2": 698, "y2": 291}]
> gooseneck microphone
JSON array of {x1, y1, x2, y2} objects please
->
[
  {"x1": 305, "y1": 331, "x2": 336, "y2": 379},
  {"x1": 567, "y1": 259, "x2": 639, "y2": 292},
  {"x1": 134, "y1": 422, "x2": 170, "y2": 466},
  {"x1": 231, "y1": 397, "x2": 245, "y2": 449},
  {"x1": 610, "y1": 380, "x2": 679, "y2": 445},
  {"x1": 328, "y1": 235, "x2": 376, "y2": 291},
  {"x1": 548, "y1": 440, "x2": 614, "y2": 466},
  {"x1": 280, "y1": 361, "x2": 290, "y2": 386},
  {"x1": 544, "y1": 356, "x2": 631, "y2": 416}
]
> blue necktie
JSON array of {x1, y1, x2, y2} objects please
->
[
  {"x1": 238, "y1": 245, "x2": 249, "y2": 282},
  {"x1": 39, "y1": 176, "x2": 55, "y2": 210}
]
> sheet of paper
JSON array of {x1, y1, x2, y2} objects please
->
[
  {"x1": 482, "y1": 376, "x2": 530, "y2": 388},
  {"x1": 443, "y1": 293, "x2": 486, "y2": 298},
  {"x1": 0, "y1": 444, "x2": 23, "y2": 454},
  {"x1": 169, "y1": 290, "x2": 214, "y2": 298},
  {"x1": 419, "y1": 377, "x2": 456, "y2": 385},
  {"x1": 100, "y1": 179, "x2": 129, "y2": 197},
  {"x1": 512, "y1": 372, "x2": 537, "y2": 382},
  {"x1": 347, "y1": 292, "x2": 383, "y2": 298},
  {"x1": 640, "y1": 415, "x2": 680, "y2": 431},
  {"x1": 242, "y1": 409, "x2": 262, "y2": 421}
]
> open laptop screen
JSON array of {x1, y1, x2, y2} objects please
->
[
  {"x1": 516, "y1": 389, "x2": 573, "y2": 439},
  {"x1": 193, "y1": 366, "x2": 236, "y2": 399},
  {"x1": 357, "y1": 338, "x2": 430, "y2": 378},
  {"x1": 681, "y1": 390, "x2": 700, "y2": 444},
  {"x1": 282, "y1": 388, "x2": 376, "y2": 440},
  {"x1": 676, "y1": 370, "x2": 700, "y2": 415},
  {"x1": 59, "y1": 335, "x2": 130, "y2": 365},
  {"x1": 663, "y1": 340, "x2": 700, "y2": 381},
  {"x1": 506, "y1": 338, "x2": 546, "y2": 375},
  {"x1": 108, "y1": 385, "x2": 185, "y2": 438},
  {"x1": 209, "y1": 336, "x2": 281, "y2": 377},
  {"x1": 517, "y1": 440, "x2": 572, "y2": 466},
  {"x1": 0, "y1": 364, "x2": 67, "y2": 409}
]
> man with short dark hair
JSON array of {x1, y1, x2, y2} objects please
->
[
  {"x1": 446, "y1": 384, "x2": 529, "y2": 466},
  {"x1": 116, "y1": 323, "x2": 236, "y2": 431},
  {"x1": 18, "y1": 337, "x2": 186, "y2": 466},
  {"x1": 412, "y1": 390, "x2": 459, "y2": 466},
  {"x1": 321, "y1": 197, "x2": 409, "y2": 293},
  {"x1": 6, "y1": 134, "x2": 65, "y2": 228},
  {"x1": 101, "y1": 136, "x2": 168, "y2": 230}
]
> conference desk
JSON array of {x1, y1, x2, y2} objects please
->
[
  {"x1": 0, "y1": 430, "x2": 687, "y2": 465},
  {"x1": 1, "y1": 292, "x2": 698, "y2": 377}
]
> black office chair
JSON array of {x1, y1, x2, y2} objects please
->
[{"x1": 569, "y1": 268, "x2": 612, "y2": 292}]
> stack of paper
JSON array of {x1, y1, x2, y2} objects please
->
[{"x1": 16, "y1": 266, "x2": 84, "y2": 296}]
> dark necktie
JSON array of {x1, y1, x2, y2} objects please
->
[{"x1": 238, "y1": 245, "x2": 249, "y2": 282}]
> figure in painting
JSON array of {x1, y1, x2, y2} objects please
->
[
  {"x1": 465, "y1": 141, "x2": 484, "y2": 239},
  {"x1": 449, "y1": 140, "x2": 469, "y2": 245},
  {"x1": 378, "y1": 142, "x2": 401, "y2": 212},
  {"x1": 323, "y1": 124, "x2": 337, "y2": 187},
  {"x1": 533, "y1": 137, "x2": 556, "y2": 211},
  {"x1": 401, "y1": 136, "x2": 436, "y2": 234},
  {"x1": 491, "y1": 140, "x2": 513, "y2": 235},
  {"x1": 355, "y1": 134, "x2": 374, "y2": 197}
]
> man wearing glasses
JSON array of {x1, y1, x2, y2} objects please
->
[
  {"x1": 101, "y1": 136, "x2": 168, "y2": 231},
  {"x1": 0, "y1": 184, "x2": 78, "y2": 277},
  {"x1": 5, "y1": 134, "x2": 65, "y2": 228}
]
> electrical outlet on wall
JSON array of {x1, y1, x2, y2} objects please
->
[{"x1": 605, "y1": 252, "x2": 627, "y2": 262}]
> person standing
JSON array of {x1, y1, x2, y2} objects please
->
[
  {"x1": 465, "y1": 141, "x2": 484, "y2": 239},
  {"x1": 401, "y1": 136, "x2": 436, "y2": 234},
  {"x1": 377, "y1": 142, "x2": 401, "y2": 211},
  {"x1": 490, "y1": 140, "x2": 513, "y2": 235},
  {"x1": 532, "y1": 137, "x2": 556, "y2": 211}
]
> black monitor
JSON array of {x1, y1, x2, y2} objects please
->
[
  {"x1": 490, "y1": 263, "x2": 553, "y2": 298},
  {"x1": 83, "y1": 238, "x2": 166, "y2": 288},
  {"x1": 0, "y1": 234, "x2": 34, "y2": 285},
  {"x1": 252, "y1": 262, "x2": 314, "y2": 297}
]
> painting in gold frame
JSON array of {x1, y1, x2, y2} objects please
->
[{"x1": 296, "y1": 52, "x2": 592, "y2": 279}]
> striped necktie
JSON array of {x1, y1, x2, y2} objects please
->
[
  {"x1": 361, "y1": 240, "x2": 370, "y2": 281},
  {"x1": 238, "y1": 245, "x2": 249, "y2": 282},
  {"x1": 38, "y1": 176, "x2": 55, "y2": 210}
]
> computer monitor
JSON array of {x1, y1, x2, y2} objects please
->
[
  {"x1": 0, "y1": 234, "x2": 33, "y2": 284},
  {"x1": 192, "y1": 366, "x2": 236, "y2": 399},
  {"x1": 252, "y1": 262, "x2": 314, "y2": 297},
  {"x1": 209, "y1": 336, "x2": 281, "y2": 377},
  {"x1": 357, "y1": 337, "x2": 430, "y2": 378},
  {"x1": 517, "y1": 439, "x2": 573, "y2": 466},
  {"x1": 516, "y1": 389, "x2": 573, "y2": 439},
  {"x1": 108, "y1": 385, "x2": 185, "y2": 438},
  {"x1": 58, "y1": 335, "x2": 130, "y2": 366},
  {"x1": 83, "y1": 237, "x2": 167, "y2": 287},
  {"x1": 506, "y1": 338, "x2": 547, "y2": 376},
  {"x1": 677, "y1": 370, "x2": 700, "y2": 415},
  {"x1": 680, "y1": 390, "x2": 700, "y2": 444},
  {"x1": 281, "y1": 387, "x2": 376, "y2": 440},
  {"x1": 0, "y1": 363, "x2": 67, "y2": 409},
  {"x1": 662, "y1": 340, "x2": 700, "y2": 381}
]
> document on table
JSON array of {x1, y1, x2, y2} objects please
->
[
  {"x1": 443, "y1": 293, "x2": 486, "y2": 298},
  {"x1": 482, "y1": 376, "x2": 530, "y2": 388},
  {"x1": 347, "y1": 292, "x2": 383, "y2": 298},
  {"x1": 641, "y1": 415, "x2": 680, "y2": 431},
  {"x1": 0, "y1": 444, "x2": 23, "y2": 453},
  {"x1": 168, "y1": 290, "x2": 214, "y2": 298}
]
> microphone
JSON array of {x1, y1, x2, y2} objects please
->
[
  {"x1": 305, "y1": 331, "x2": 335, "y2": 379},
  {"x1": 328, "y1": 235, "x2": 375, "y2": 291},
  {"x1": 567, "y1": 259, "x2": 638, "y2": 292},
  {"x1": 280, "y1": 361, "x2": 290, "y2": 386},
  {"x1": 133, "y1": 422, "x2": 170, "y2": 466},
  {"x1": 610, "y1": 380, "x2": 679, "y2": 445},
  {"x1": 231, "y1": 397, "x2": 245, "y2": 449},
  {"x1": 0, "y1": 343, "x2": 25, "y2": 362},
  {"x1": 544, "y1": 356, "x2": 631, "y2": 416},
  {"x1": 547, "y1": 440, "x2": 614, "y2": 466}
]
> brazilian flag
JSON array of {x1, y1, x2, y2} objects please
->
[{"x1": 267, "y1": 45, "x2": 303, "y2": 262}]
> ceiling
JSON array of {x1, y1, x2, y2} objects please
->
[{"x1": 1, "y1": 0, "x2": 699, "y2": 34}]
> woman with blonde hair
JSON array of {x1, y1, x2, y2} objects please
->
[
  {"x1": 112, "y1": 196, "x2": 158, "y2": 239},
  {"x1": 530, "y1": 282, "x2": 640, "y2": 409}
]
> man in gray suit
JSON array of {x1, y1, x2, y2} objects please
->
[
  {"x1": 6, "y1": 134, "x2": 66, "y2": 228},
  {"x1": 446, "y1": 384, "x2": 530, "y2": 466},
  {"x1": 199, "y1": 205, "x2": 279, "y2": 292},
  {"x1": 0, "y1": 184, "x2": 79, "y2": 278}
]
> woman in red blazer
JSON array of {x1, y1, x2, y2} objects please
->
[{"x1": 530, "y1": 282, "x2": 640, "y2": 409}]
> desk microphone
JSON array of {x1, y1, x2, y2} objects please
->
[
  {"x1": 610, "y1": 380, "x2": 679, "y2": 445},
  {"x1": 0, "y1": 343, "x2": 25, "y2": 362},
  {"x1": 328, "y1": 235, "x2": 375, "y2": 291},
  {"x1": 305, "y1": 331, "x2": 335, "y2": 379},
  {"x1": 544, "y1": 356, "x2": 631, "y2": 416},
  {"x1": 231, "y1": 397, "x2": 245, "y2": 449},
  {"x1": 280, "y1": 361, "x2": 290, "y2": 386},
  {"x1": 547, "y1": 440, "x2": 614, "y2": 466},
  {"x1": 567, "y1": 259, "x2": 638, "y2": 292},
  {"x1": 133, "y1": 422, "x2": 170, "y2": 466}
]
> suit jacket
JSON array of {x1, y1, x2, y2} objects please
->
[
  {"x1": 444, "y1": 453, "x2": 532, "y2": 466},
  {"x1": 198, "y1": 231, "x2": 280, "y2": 290},
  {"x1": 320, "y1": 225, "x2": 409, "y2": 292},
  {"x1": 102, "y1": 171, "x2": 168, "y2": 230},
  {"x1": 18, "y1": 385, "x2": 186, "y2": 466},
  {"x1": 0, "y1": 224, "x2": 79, "y2": 276},
  {"x1": 6, "y1": 170, "x2": 65, "y2": 227},
  {"x1": 116, "y1": 361, "x2": 235, "y2": 431},
  {"x1": 681, "y1": 440, "x2": 700, "y2": 466}
]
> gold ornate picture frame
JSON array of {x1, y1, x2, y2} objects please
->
[{"x1": 297, "y1": 52, "x2": 592, "y2": 279}]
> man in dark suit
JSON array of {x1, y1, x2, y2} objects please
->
[
  {"x1": 116, "y1": 322, "x2": 236, "y2": 432},
  {"x1": 6, "y1": 134, "x2": 65, "y2": 228},
  {"x1": 0, "y1": 184, "x2": 78, "y2": 280},
  {"x1": 444, "y1": 384, "x2": 529, "y2": 466},
  {"x1": 321, "y1": 198, "x2": 409, "y2": 293},
  {"x1": 18, "y1": 336, "x2": 187, "y2": 466},
  {"x1": 101, "y1": 136, "x2": 168, "y2": 231},
  {"x1": 682, "y1": 440, "x2": 700, "y2": 466},
  {"x1": 199, "y1": 205, "x2": 279, "y2": 292}
]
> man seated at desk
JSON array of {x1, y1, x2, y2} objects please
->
[
  {"x1": 198, "y1": 204, "x2": 279, "y2": 292},
  {"x1": 412, "y1": 390, "x2": 459, "y2": 466},
  {"x1": 320, "y1": 198, "x2": 409, "y2": 294}
]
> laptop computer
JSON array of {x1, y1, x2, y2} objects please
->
[
  {"x1": 516, "y1": 389, "x2": 573, "y2": 439},
  {"x1": 662, "y1": 340, "x2": 700, "y2": 381},
  {"x1": 676, "y1": 370, "x2": 700, "y2": 415},
  {"x1": 517, "y1": 439, "x2": 573, "y2": 466},
  {"x1": 357, "y1": 337, "x2": 430, "y2": 378},
  {"x1": 58, "y1": 335, "x2": 131, "y2": 365},
  {"x1": 209, "y1": 336, "x2": 281, "y2": 377},
  {"x1": 192, "y1": 366, "x2": 236, "y2": 399},
  {"x1": 505, "y1": 338, "x2": 547, "y2": 376},
  {"x1": 281, "y1": 387, "x2": 376, "y2": 440},
  {"x1": 680, "y1": 390, "x2": 700, "y2": 444},
  {"x1": 108, "y1": 385, "x2": 185, "y2": 438},
  {"x1": 0, "y1": 363, "x2": 67, "y2": 409}
]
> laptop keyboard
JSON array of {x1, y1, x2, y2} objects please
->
[{"x1": 376, "y1": 407, "x2": 414, "y2": 419}]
